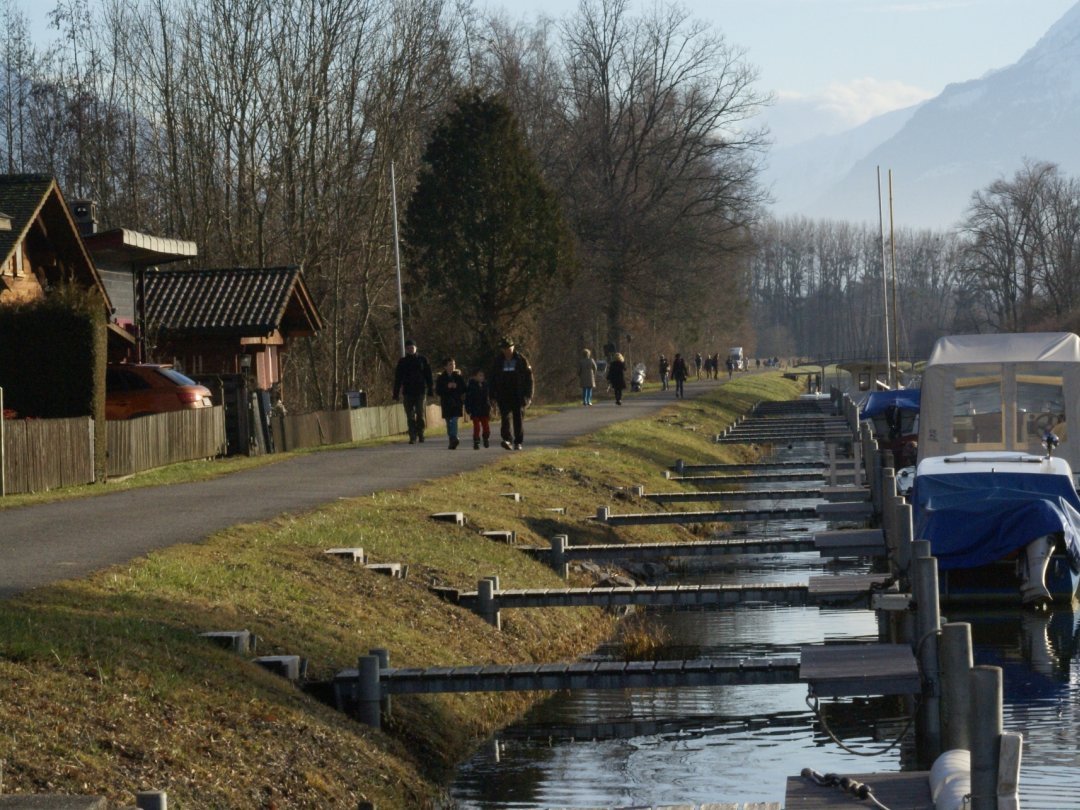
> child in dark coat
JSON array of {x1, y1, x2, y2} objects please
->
[
  {"x1": 465, "y1": 368, "x2": 492, "y2": 449},
  {"x1": 435, "y1": 357, "x2": 466, "y2": 449}
]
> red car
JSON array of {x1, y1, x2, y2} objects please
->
[{"x1": 105, "y1": 364, "x2": 213, "y2": 420}]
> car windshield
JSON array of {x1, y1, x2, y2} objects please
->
[{"x1": 158, "y1": 368, "x2": 199, "y2": 386}]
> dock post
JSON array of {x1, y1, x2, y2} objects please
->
[
  {"x1": 356, "y1": 654, "x2": 382, "y2": 729},
  {"x1": 970, "y1": 665, "x2": 1003, "y2": 810},
  {"x1": 550, "y1": 535, "x2": 569, "y2": 579},
  {"x1": 674, "y1": 459, "x2": 684, "y2": 474},
  {"x1": 940, "y1": 622, "x2": 973, "y2": 751},
  {"x1": 596, "y1": 506, "x2": 610, "y2": 523},
  {"x1": 914, "y1": 551, "x2": 942, "y2": 765},
  {"x1": 369, "y1": 648, "x2": 391, "y2": 720},
  {"x1": 880, "y1": 468, "x2": 897, "y2": 562},
  {"x1": 478, "y1": 578, "x2": 501, "y2": 629},
  {"x1": 827, "y1": 444, "x2": 838, "y2": 486},
  {"x1": 896, "y1": 501, "x2": 914, "y2": 584}
]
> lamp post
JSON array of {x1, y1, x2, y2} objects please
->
[{"x1": 391, "y1": 161, "x2": 406, "y2": 357}]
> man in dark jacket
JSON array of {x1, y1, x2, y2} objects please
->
[
  {"x1": 490, "y1": 336, "x2": 533, "y2": 450},
  {"x1": 392, "y1": 338, "x2": 434, "y2": 444}
]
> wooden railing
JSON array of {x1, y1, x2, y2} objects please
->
[
  {"x1": 106, "y1": 406, "x2": 227, "y2": 478},
  {"x1": 1, "y1": 416, "x2": 95, "y2": 495}
]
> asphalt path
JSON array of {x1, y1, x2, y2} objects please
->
[{"x1": 0, "y1": 379, "x2": 722, "y2": 599}]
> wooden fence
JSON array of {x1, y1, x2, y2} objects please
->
[
  {"x1": 1, "y1": 416, "x2": 95, "y2": 495},
  {"x1": 273, "y1": 403, "x2": 442, "y2": 452},
  {"x1": 107, "y1": 406, "x2": 227, "y2": 479}
]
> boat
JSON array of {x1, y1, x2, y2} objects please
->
[
  {"x1": 907, "y1": 333, "x2": 1080, "y2": 608},
  {"x1": 860, "y1": 387, "x2": 920, "y2": 468}
]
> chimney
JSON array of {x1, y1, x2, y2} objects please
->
[{"x1": 71, "y1": 199, "x2": 98, "y2": 236}]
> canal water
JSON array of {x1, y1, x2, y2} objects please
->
[{"x1": 450, "y1": 440, "x2": 1080, "y2": 809}]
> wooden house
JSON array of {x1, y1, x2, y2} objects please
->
[{"x1": 142, "y1": 266, "x2": 322, "y2": 393}]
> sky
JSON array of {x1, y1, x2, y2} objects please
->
[
  {"x1": 21, "y1": 0, "x2": 1080, "y2": 145},
  {"x1": 491, "y1": 0, "x2": 1080, "y2": 145}
]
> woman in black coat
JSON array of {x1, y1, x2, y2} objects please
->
[{"x1": 606, "y1": 352, "x2": 627, "y2": 405}]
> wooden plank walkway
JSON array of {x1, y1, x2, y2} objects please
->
[
  {"x1": 785, "y1": 771, "x2": 931, "y2": 809},
  {"x1": 671, "y1": 472, "x2": 827, "y2": 484},
  {"x1": 335, "y1": 645, "x2": 918, "y2": 700},
  {"x1": 600, "y1": 506, "x2": 820, "y2": 526},
  {"x1": 645, "y1": 487, "x2": 868, "y2": 504}
]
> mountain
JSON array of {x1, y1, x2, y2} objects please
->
[{"x1": 765, "y1": 2, "x2": 1080, "y2": 229}]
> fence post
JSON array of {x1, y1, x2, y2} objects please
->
[
  {"x1": 970, "y1": 665, "x2": 1003, "y2": 810},
  {"x1": 940, "y1": 622, "x2": 973, "y2": 751}
]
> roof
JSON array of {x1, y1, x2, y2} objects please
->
[
  {"x1": 0, "y1": 174, "x2": 109, "y2": 306},
  {"x1": 82, "y1": 228, "x2": 197, "y2": 268},
  {"x1": 143, "y1": 266, "x2": 322, "y2": 337},
  {"x1": 926, "y1": 332, "x2": 1080, "y2": 367}
]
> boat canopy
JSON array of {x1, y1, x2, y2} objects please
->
[
  {"x1": 860, "y1": 388, "x2": 921, "y2": 420},
  {"x1": 918, "y1": 333, "x2": 1080, "y2": 471}
]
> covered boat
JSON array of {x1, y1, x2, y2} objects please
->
[
  {"x1": 860, "y1": 388, "x2": 920, "y2": 468},
  {"x1": 911, "y1": 332, "x2": 1080, "y2": 607}
]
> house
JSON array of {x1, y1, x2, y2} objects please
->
[
  {"x1": 79, "y1": 218, "x2": 198, "y2": 361},
  {"x1": 141, "y1": 266, "x2": 322, "y2": 392},
  {"x1": 0, "y1": 174, "x2": 112, "y2": 315}
]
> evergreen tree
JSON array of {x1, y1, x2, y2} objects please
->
[{"x1": 404, "y1": 90, "x2": 570, "y2": 364}]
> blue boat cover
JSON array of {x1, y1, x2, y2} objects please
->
[
  {"x1": 860, "y1": 388, "x2": 921, "y2": 420},
  {"x1": 912, "y1": 472, "x2": 1080, "y2": 571}
]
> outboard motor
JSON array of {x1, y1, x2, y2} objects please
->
[{"x1": 1020, "y1": 534, "x2": 1054, "y2": 610}]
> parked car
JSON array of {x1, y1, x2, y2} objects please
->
[{"x1": 105, "y1": 364, "x2": 213, "y2": 420}]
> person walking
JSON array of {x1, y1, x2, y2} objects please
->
[
  {"x1": 672, "y1": 352, "x2": 688, "y2": 399},
  {"x1": 490, "y1": 336, "x2": 533, "y2": 450},
  {"x1": 579, "y1": 348, "x2": 598, "y2": 406},
  {"x1": 392, "y1": 338, "x2": 434, "y2": 444},
  {"x1": 465, "y1": 368, "x2": 492, "y2": 449},
  {"x1": 607, "y1": 352, "x2": 627, "y2": 405},
  {"x1": 435, "y1": 357, "x2": 466, "y2": 449},
  {"x1": 694, "y1": 352, "x2": 703, "y2": 380},
  {"x1": 659, "y1": 354, "x2": 670, "y2": 391}
]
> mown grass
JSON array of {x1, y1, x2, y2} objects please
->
[{"x1": 0, "y1": 372, "x2": 802, "y2": 808}]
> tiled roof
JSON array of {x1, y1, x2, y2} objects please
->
[
  {"x1": 0, "y1": 174, "x2": 55, "y2": 268},
  {"x1": 143, "y1": 266, "x2": 322, "y2": 337}
]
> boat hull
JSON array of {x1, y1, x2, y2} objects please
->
[{"x1": 939, "y1": 553, "x2": 1080, "y2": 607}]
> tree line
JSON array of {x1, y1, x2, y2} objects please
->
[
  {"x1": 1, "y1": 0, "x2": 768, "y2": 407},
  {"x1": 749, "y1": 160, "x2": 1080, "y2": 363}
]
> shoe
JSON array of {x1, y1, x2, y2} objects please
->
[
  {"x1": 409, "y1": 437, "x2": 416, "y2": 444},
  {"x1": 501, "y1": 440, "x2": 513, "y2": 450},
  {"x1": 483, "y1": 436, "x2": 490, "y2": 448},
  {"x1": 513, "y1": 443, "x2": 522, "y2": 451},
  {"x1": 449, "y1": 437, "x2": 459, "y2": 450},
  {"x1": 418, "y1": 434, "x2": 425, "y2": 442},
  {"x1": 473, "y1": 440, "x2": 480, "y2": 450}
]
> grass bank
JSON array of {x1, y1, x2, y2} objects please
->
[{"x1": 0, "y1": 373, "x2": 802, "y2": 808}]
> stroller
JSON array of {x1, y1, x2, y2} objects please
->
[{"x1": 630, "y1": 363, "x2": 646, "y2": 392}]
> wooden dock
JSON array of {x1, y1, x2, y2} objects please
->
[
  {"x1": 785, "y1": 771, "x2": 931, "y2": 808},
  {"x1": 599, "y1": 506, "x2": 820, "y2": 526}
]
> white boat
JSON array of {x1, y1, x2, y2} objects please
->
[{"x1": 907, "y1": 332, "x2": 1080, "y2": 608}]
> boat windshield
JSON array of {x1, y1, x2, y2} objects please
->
[{"x1": 950, "y1": 366, "x2": 1066, "y2": 452}]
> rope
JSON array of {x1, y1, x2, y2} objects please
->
[
  {"x1": 800, "y1": 767, "x2": 894, "y2": 810},
  {"x1": 805, "y1": 692, "x2": 918, "y2": 757}
]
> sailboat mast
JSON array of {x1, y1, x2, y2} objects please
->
[
  {"x1": 877, "y1": 166, "x2": 893, "y2": 388},
  {"x1": 889, "y1": 170, "x2": 900, "y2": 386}
]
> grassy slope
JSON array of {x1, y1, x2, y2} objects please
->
[{"x1": 0, "y1": 373, "x2": 802, "y2": 808}]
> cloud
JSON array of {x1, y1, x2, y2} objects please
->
[{"x1": 780, "y1": 78, "x2": 935, "y2": 128}]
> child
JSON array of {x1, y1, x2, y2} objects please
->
[
  {"x1": 464, "y1": 368, "x2": 492, "y2": 449},
  {"x1": 435, "y1": 357, "x2": 465, "y2": 449}
]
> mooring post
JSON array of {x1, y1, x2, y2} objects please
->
[
  {"x1": 369, "y1": 648, "x2": 391, "y2": 720},
  {"x1": 478, "y1": 578, "x2": 501, "y2": 630},
  {"x1": 914, "y1": 552, "x2": 942, "y2": 765},
  {"x1": 896, "y1": 501, "x2": 914, "y2": 585},
  {"x1": 940, "y1": 622, "x2": 973, "y2": 751},
  {"x1": 880, "y1": 468, "x2": 897, "y2": 561},
  {"x1": 135, "y1": 792, "x2": 167, "y2": 810},
  {"x1": 827, "y1": 444, "x2": 838, "y2": 486},
  {"x1": 674, "y1": 459, "x2": 685, "y2": 474},
  {"x1": 596, "y1": 506, "x2": 610, "y2": 523},
  {"x1": 970, "y1": 665, "x2": 1003, "y2": 810},
  {"x1": 550, "y1": 535, "x2": 569, "y2": 579},
  {"x1": 356, "y1": 654, "x2": 382, "y2": 729}
]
